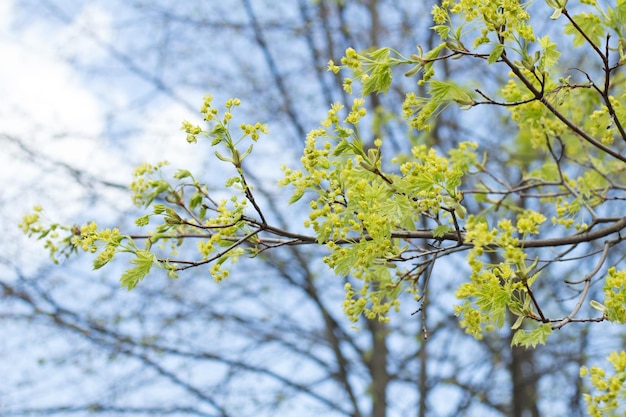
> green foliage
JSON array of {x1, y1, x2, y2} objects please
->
[
  {"x1": 20, "y1": 205, "x2": 76, "y2": 263},
  {"x1": 510, "y1": 324, "x2": 553, "y2": 349},
  {"x1": 581, "y1": 351, "x2": 626, "y2": 416},
  {"x1": 120, "y1": 249, "x2": 156, "y2": 290},
  {"x1": 602, "y1": 267, "x2": 626, "y2": 323},
  {"x1": 21, "y1": 0, "x2": 626, "y2": 370},
  {"x1": 564, "y1": 12, "x2": 604, "y2": 47}
]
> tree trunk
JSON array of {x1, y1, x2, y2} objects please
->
[
  {"x1": 510, "y1": 345, "x2": 540, "y2": 417},
  {"x1": 367, "y1": 318, "x2": 389, "y2": 417}
]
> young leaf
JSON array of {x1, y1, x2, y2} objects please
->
[
  {"x1": 289, "y1": 188, "x2": 305, "y2": 204},
  {"x1": 215, "y1": 150, "x2": 232, "y2": 163},
  {"x1": 590, "y1": 299, "x2": 607, "y2": 313},
  {"x1": 120, "y1": 250, "x2": 156, "y2": 291},
  {"x1": 488, "y1": 44, "x2": 504, "y2": 64},
  {"x1": 173, "y1": 169, "x2": 192, "y2": 180},
  {"x1": 433, "y1": 224, "x2": 451, "y2": 238},
  {"x1": 511, "y1": 323, "x2": 553, "y2": 348},
  {"x1": 537, "y1": 36, "x2": 560, "y2": 70},
  {"x1": 189, "y1": 192, "x2": 204, "y2": 210},
  {"x1": 511, "y1": 314, "x2": 525, "y2": 330}
]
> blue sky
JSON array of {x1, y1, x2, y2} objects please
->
[{"x1": 2, "y1": 1, "x2": 626, "y2": 416}]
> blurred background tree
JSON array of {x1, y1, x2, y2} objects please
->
[{"x1": 1, "y1": 1, "x2": 624, "y2": 416}]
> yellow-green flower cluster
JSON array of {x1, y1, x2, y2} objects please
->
[
  {"x1": 129, "y1": 161, "x2": 170, "y2": 207},
  {"x1": 588, "y1": 106, "x2": 616, "y2": 145},
  {"x1": 501, "y1": 77, "x2": 570, "y2": 150},
  {"x1": 302, "y1": 129, "x2": 331, "y2": 177},
  {"x1": 322, "y1": 102, "x2": 345, "y2": 128},
  {"x1": 344, "y1": 98, "x2": 367, "y2": 125},
  {"x1": 501, "y1": 78, "x2": 525, "y2": 103},
  {"x1": 200, "y1": 94, "x2": 217, "y2": 121},
  {"x1": 133, "y1": 161, "x2": 169, "y2": 177},
  {"x1": 210, "y1": 263, "x2": 230, "y2": 283},
  {"x1": 327, "y1": 60, "x2": 340, "y2": 74},
  {"x1": 72, "y1": 222, "x2": 121, "y2": 253},
  {"x1": 446, "y1": 0, "x2": 535, "y2": 42},
  {"x1": 603, "y1": 267, "x2": 626, "y2": 323},
  {"x1": 551, "y1": 194, "x2": 589, "y2": 230},
  {"x1": 20, "y1": 207, "x2": 65, "y2": 263},
  {"x1": 240, "y1": 122, "x2": 269, "y2": 141},
  {"x1": 390, "y1": 145, "x2": 457, "y2": 214},
  {"x1": 342, "y1": 278, "x2": 399, "y2": 324},
  {"x1": 464, "y1": 217, "x2": 498, "y2": 254},
  {"x1": 221, "y1": 98, "x2": 241, "y2": 125},
  {"x1": 181, "y1": 121, "x2": 203, "y2": 143},
  {"x1": 456, "y1": 213, "x2": 548, "y2": 339},
  {"x1": 455, "y1": 254, "x2": 520, "y2": 338},
  {"x1": 495, "y1": 219, "x2": 524, "y2": 265},
  {"x1": 454, "y1": 303, "x2": 485, "y2": 339},
  {"x1": 19, "y1": 206, "x2": 43, "y2": 235},
  {"x1": 517, "y1": 210, "x2": 546, "y2": 235},
  {"x1": 343, "y1": 282, "x2": 368, "y2": 323},
  {"x1": 342, "y1": 78, "x2": 353, "y2": 94},
  {"x1": 402, "y1": 92, "x2": 433, "y2": 131},
  {"x1": 280, "y1": 94, "x2": 476, "y2": 324},
  {"x1": 581, "y1": 351, "x2": 626, "y2": 416},
  {"x1": 431, "y1": 3, "x2": 450, "y2": 25},
  {"x1": 340, "y1": 47, "x2": 362, "y2": 71}
]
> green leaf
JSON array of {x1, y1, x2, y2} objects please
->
[
  {"x1": 429, "y1": 80, "x2": 453, "y2": 101},
  {"x1": 564, "y1": 13, "x2": 604, "y2": 47},
  {"x1": 173, "y1": 169, "x2": 192, "y2": 180},
  {"x1": 210, "y1": 124, "x2": 228, "y2": 139},
  {"x1": 120, "y1": 250, "x2": 156, "y2": 291},
  {"x1": 430, "y1": 80, "x2": 472, "y2": 104},
  {"x1": 368, "y1": 47, "x2": 390, "y2": 61},
  {"x1": 511, "y1": 314, "x2": 525, "y2": 330},
  {"x1": 537, "y1": 36, "x2": 560, "y2": 70},
  {"x1": 549, "y1": 8, "x2": 562, "y2": 20},
  {"x1": 424, "y1": 42, "x2": 448, "y2": 60},
  {"x1": 454, "y1": 203, "x2": 466, "y2": 219},
  {"x1": 476, "y1": 279, "x2": 510, "y2": 328},
  {"x1": 404, "y1": 65, "x2": 421, "y2": 77},
  {"x1": 546, "y1": 0, "x2": 567, "y2": 19},
  {"x1": 527, "y1": 272, "x2": 540, "y2": 287},
  {"x1": 488, "y1": 44, "x2": 504, "y2": 64},
  {"x1": 214, "y1": 150, "x2": 232, "y2": 163},
  {"x1": 240, "y1": 144, "x2": 254, "y2": 161},
  {"x1": 431, "y1": 25, "x2": 450, "y2": 39},
  {"x1": 289, "y1": 188, "x2": 305, "y2": 204},
  {"x1": 142, "y1": 180, "x2": 172, "y2": 207},
  {"x1": 411, "y1": 172, "x2": 436, "y2": 192},
  {"x1": 93, "y1": 251, "x2": 113, "y2": 270},
  {"x1": 607, "y1": 1, "x2": 626, "y2": 29},
  {"x1": 511, "y1": 323, "x2": 552, "y2": 348},
  {"x1": 363, "y1": 65, "x2": 392, "y2": 95},
  {"x1": 590, "y1": 299, "x2": 607, "y2": 313},
  {"x1": 433, "y1": 224, "x2": 451, "y2": 238},
  {"x1": 333, "y1": 139, "x2": 352, "y2": 156},
  {"x1": 189, "y1": 192, "x2": 204, "y2": 210}
]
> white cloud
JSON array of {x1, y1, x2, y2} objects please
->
[
  {"x1": 0, "y1": 0, "x2": 13, "y2": 32},
  {"x1": 0, "y1": 1, "x2": 126, "y2": 269},
  {"x1": 0, "y1": 5, "x2": 104, "y2": 138}
]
